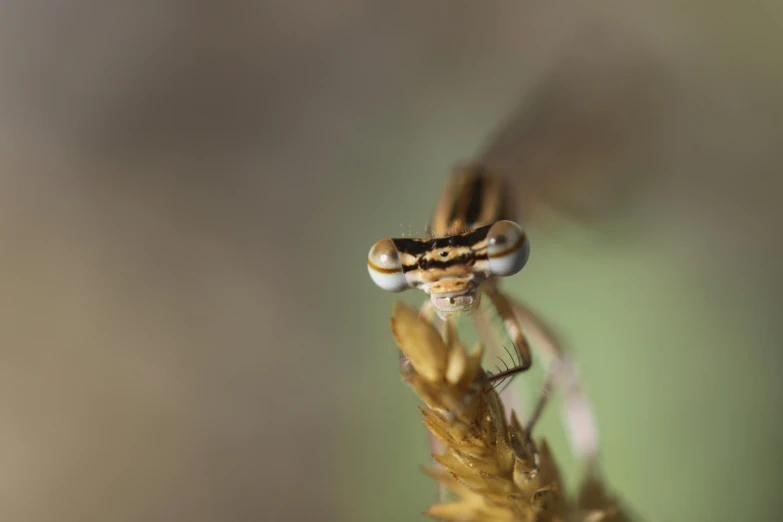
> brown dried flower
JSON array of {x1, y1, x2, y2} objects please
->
[{"x1": 390, "y1": 302, "x2": 631, "y2": 522}]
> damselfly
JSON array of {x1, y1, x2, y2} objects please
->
[
  {"x1": 367, "y1": 161, "x2": 600, "y2": 471},
  {"x1": 367, "y1": 163, "x2": 535, "y2": 389},
  {"x1": 363, "y1": 32, "x2": 663, "y2": 481}
]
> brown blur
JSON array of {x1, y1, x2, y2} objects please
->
[{"x1": 0, "y1": 2, "x2": 782, "y2": 522}]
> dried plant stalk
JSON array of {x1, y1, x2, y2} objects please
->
[{"x1": 390, "y1": 302, "x2": 631, "y2": 522}]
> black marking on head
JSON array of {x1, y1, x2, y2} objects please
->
[
  {"x1": 401, "y1": 251, "x2": 488, "y2": 273},
  {"x1": 392, "y1": 224, "x2": 492, "y2": 256},
  {"x1": 418, "y1": 253, "x2": 475, "y2": 271},
  {"x1": 392, "y1": 223, "x2": 494, "y2": 273},
  {"x1": 390, "y1": 237, "x2": 431, "y2": 257}
]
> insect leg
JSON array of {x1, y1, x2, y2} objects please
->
[
  {"x1": 482, "y1": 286, "x2": 533, "y2": 383},
  {"x1": 505, "y1": 295, "x2": 599, "y2": 462},
  {"x1": 443, "y1": 286, "x2": 534, "y2": 435},
  {"x1": 471, "y1": 303, "x2": 528, "y2": 419}
]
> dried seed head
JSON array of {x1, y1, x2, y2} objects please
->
[{"x1": 389, "y1": 303, "x2": 630, "y2": 522}]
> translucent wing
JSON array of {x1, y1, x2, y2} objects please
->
[{"x1": 476, "y1": 28, "x2": 671, "y2": 225}]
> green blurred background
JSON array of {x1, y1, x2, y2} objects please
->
[{"x1": 0, "y1": 1, "x2": 782, "y2": 521}]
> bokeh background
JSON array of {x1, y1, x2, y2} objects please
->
[{"x1": 1, "y1": 2, "x2": 782, "y2": 521}]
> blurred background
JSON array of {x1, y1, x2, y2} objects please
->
[{"x1": 0, "y1": 1, "x2": 782, "y2": 521}]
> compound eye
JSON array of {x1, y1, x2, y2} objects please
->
[
  {"x1": 486, "y1": 220, "x2": 529, "y2": 277},
  {"x1": 367, "y1": 238, "x2": 408, "y2": 292}
]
